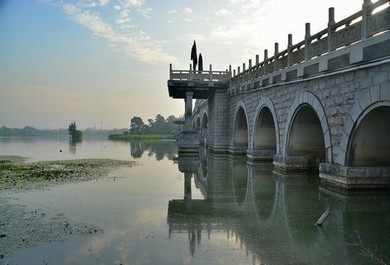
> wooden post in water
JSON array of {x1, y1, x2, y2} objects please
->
[{"x1": 316, "y1": 206, "x2": 332, "y2": 226}]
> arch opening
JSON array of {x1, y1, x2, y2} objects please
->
[
  {"x1": 234, "y1": 108, "x2": 248, "y2": 147},
  {"x1": 196, "y1": 117, "x2": 200, "y2": 132},
  {"x1": 347, "y1": 106, "x2": 390, "y2": 167},
  {"x1": 254, "y1": 107, "x2": 276, "y2": 151},
  {"x1": 287, "y1": 105, "x2": 325, "y2": 162},
  {"x1": 200, "y1": 113, "x2": 208, "y2": 145},
  {"x1": 201, "y1": 113, "x2": 208, "y2": 129}
]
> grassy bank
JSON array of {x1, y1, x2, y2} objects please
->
[{"x1": 108, "y1": 134, "x2": 176, "y2": 141}]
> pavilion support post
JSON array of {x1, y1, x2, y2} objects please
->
[{"x1": 184, "y1": 91, "x2": 193, "y2": 131}]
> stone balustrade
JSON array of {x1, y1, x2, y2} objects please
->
[
  {"x1": 231, "y1": 0, "x2": 390, "y2": 89},
  {"x1": 169, "y1": 64, "x2": 231, "y2": 82}
]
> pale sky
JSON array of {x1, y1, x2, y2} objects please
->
[{"x1": 0, "y1": 0, "x2": 363, "y2": 129}]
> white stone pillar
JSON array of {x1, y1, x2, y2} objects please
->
[{"x1": 184, "y1": 91, "x2": 193, "y2": 131}]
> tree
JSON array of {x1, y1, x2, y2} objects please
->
[
  {"x1": 68, "y1": 122, "x2": 77, "y2": 135},
  {"x1": 127, "y1": 114, "x2": 180, "y2": 136},
  {"x1": 129, "y1": 116, "x2": 146, "y2": 134},
  {"x1": 153, "y1": 114, "x2": 166, "y2": 133},
  {"x1": 165, "y1": 115, "x2": 177, "y2": 134},
  {"x1": 68, "y1": 122, "x2": 82, "y2": 142},
  {"x1": 147, "y1": 114, "x2": 167, "y2": 134}
]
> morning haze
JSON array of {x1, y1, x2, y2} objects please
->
[
  {"x1": 1, "y1": 1, "x2": 390, "y2": 265},
  {"x1": 0, "y1": 0, "x2": 362, "y2": 129}
]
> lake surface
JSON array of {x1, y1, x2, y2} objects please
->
[{"x1": 1, "y1": 137, "x2": 389, "y2": 265}]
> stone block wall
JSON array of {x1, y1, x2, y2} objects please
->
[
  {"x1": 207, "y1": 89, "x2": 230, "y2": 152},
  {"x1": 226, "y1": 61, "x2": 390, "y2": 165}
]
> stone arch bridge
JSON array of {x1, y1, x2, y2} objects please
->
[{"x1": 167, "y1": 0, "x2": 390, "y2": 189}]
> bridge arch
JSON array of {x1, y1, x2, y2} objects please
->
[
  {"x1": 201, "y1": 111, "x2": 208, "y2": 129},
  {"x1": 200, "y1": 111, "x2": 209, "y2": 145},
  {"x1": 192, "y1": 114, "x2": 199, "y2": 131},
  {"x1": 284, "y1": 92, "x2": 332, "y2": 163},
  {"x1": 251, "y1": 97, "x2": 279, "y2": 154},
  {"x1": 232, "y1": 101, "x2": 250, "y2": 153},
  {"x1": 340, "y1": 88, "x2": 390, "y2": 166}
]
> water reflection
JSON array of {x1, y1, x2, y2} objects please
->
[
  {"x1": 168, "y1": 151, "x2": 390, "y2": 265},
  {"x1": 68, "y1": 140, "x2": 80, "y2": 155},
  {"x1": 129, "y1": 140, "x2": 177, "y2": 160}
]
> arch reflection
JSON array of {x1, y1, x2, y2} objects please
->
[{"x1": 168, "y1": 152, "x2": 390, "y2": 264}]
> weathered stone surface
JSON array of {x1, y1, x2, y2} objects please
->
[{"x1": 187, "y1": 27, "x2": 390, "y2": 190}]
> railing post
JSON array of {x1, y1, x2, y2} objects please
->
[
  {"x1": 243, "y1": 63, "x2": 246, "y2": 72},
  {"x1": 287, "y1": 34, "x2": 293, "y2": 66},
  {"x1": 327, "y1": 7, "x2": 335, "y2": 52},
  {"x1": 304, "y1": 23, "x2": 311, "y2": 61},
  {"x1": 248, "y1": 59, "x2": 253, "y2": 80},
  {"x1": 256, "y1": 54, "x2": 259, "y2": 65},
  {"x1": 274, "y1": 42, "x2": 279, "y2": 71},
  {"x1": 209, "y1": 64, "x2": 212, "y2": 81},
  {"x1": 238, "y1": 66, "x2": 241, "y2": 75},
  {"x1": 233, "y1": 69, "x2": 236, "y2": 76},
  {"x1": 264, "y1": 49, "x2": 268, "y2": 61},
  {"x1": 169, "y1": 63, "x2": 172, "y2": 79},
  {"x1": 229, "y1": 65, "x2": 232, "y2": 77},
  {"x1": 361, "y1": 0, "x2": 371, "y2": 39}
]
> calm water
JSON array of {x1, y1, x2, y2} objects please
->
[{"x1": 0, "y1": 137, "x2": 389, "y2": 265}]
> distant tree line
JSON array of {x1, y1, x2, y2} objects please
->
[
  {"x1": 128, "y1": 114, "x2": 179, "y2": 135},
  {"x1": 0, "y1": 126, "x2": 128, "y2": 139},
  {"x1": 0, "y1": 126, "x2": 68, "y2": 137}
]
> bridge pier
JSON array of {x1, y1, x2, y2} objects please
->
[
  {"x1": 319, "y1": 163, "x2": 390, "y2": 190},
  {"x1": 168, "y1": 64, "x2": 230, "y2": 154},
  {"x1": 247, "y1": 149, "x2": 275, "y2": 163},
  {"x1": 273, "y1": 155, "x2": 320, "y2": 173},
  {"x1": 177, "y1": 91, "x2": 200, "y2": 153}
]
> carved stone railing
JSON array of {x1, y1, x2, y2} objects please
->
[
  {"x1": 231, "y1": 0, "x2": 390, "y2": 86},
  {"x1": 169, "y1": 64, "x2": 231, "y2": 82}
]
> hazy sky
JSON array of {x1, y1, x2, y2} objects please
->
[{"x1": 0, "y1": 0, "x2": 363, "y2": 129}]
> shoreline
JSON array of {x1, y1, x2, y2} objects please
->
[{"x1": 0, "y1": 155, "x2": 137, "y2": 262}]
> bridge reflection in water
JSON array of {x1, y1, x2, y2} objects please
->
[{"x1": 168, "y1": 150, "x2": 390, "y2": 264}]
